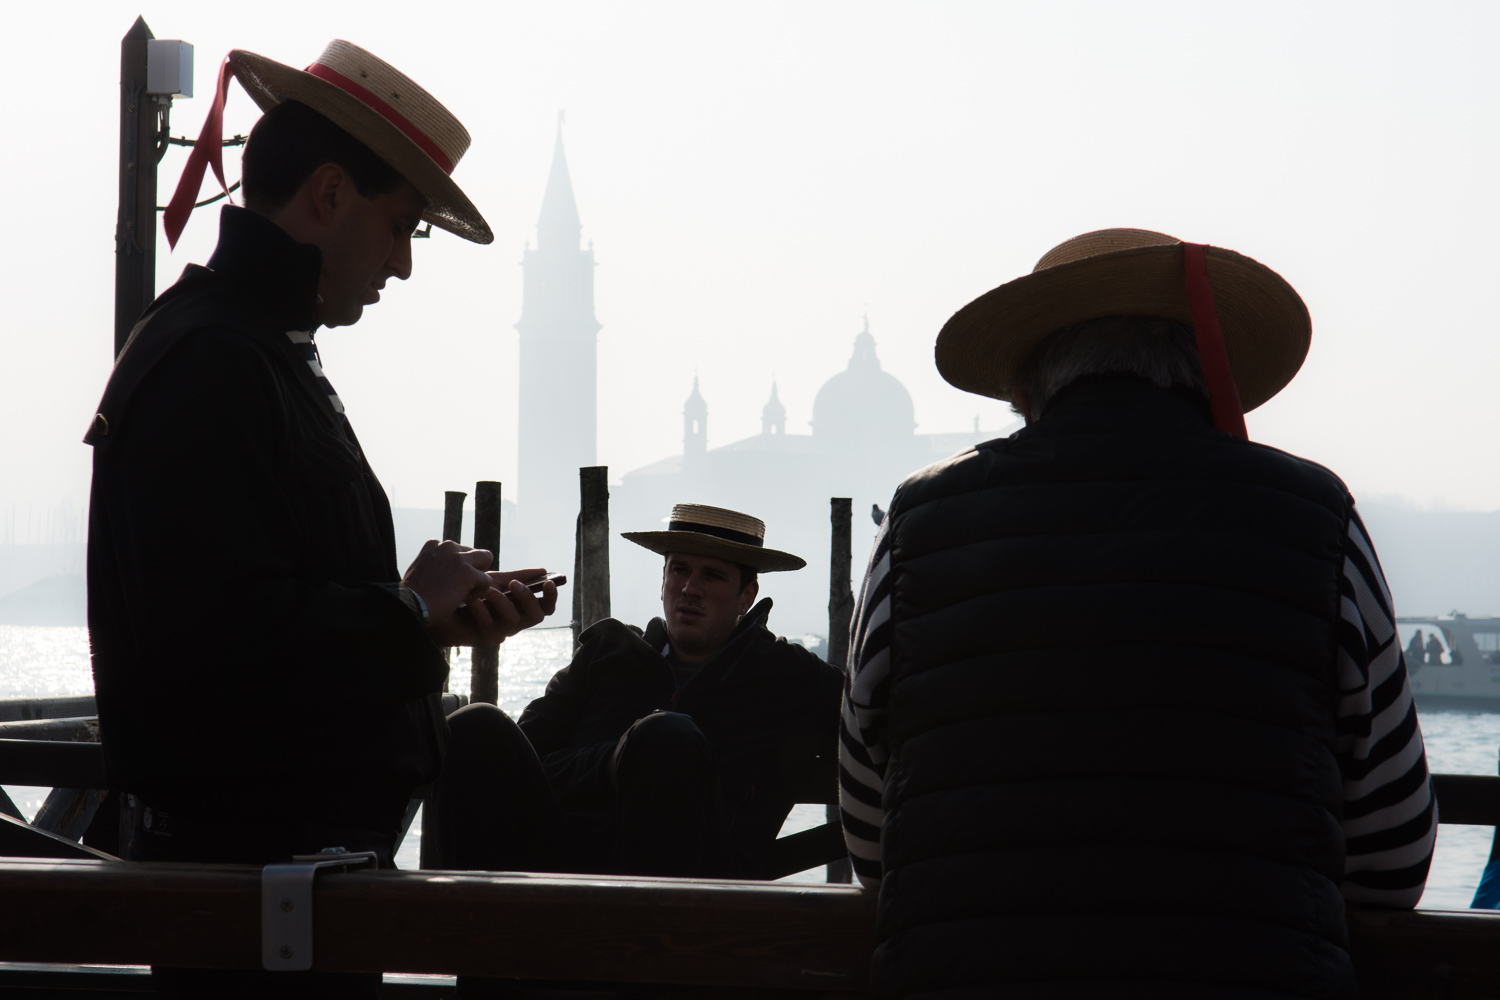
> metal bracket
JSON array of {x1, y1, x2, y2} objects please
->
[{"x1": 261, "y1": 847, "x2": 377, "y2": 972}]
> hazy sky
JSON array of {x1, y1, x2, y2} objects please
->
[{"x1": 4, "y1": 1, "x2": 1498, "y2": 525}]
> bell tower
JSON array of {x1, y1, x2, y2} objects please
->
[
  {"x1": 516, "y1": 115, "x2": 601, "y2": 558},
  {"x1": 683, "y1": 377, "x2": 707, "y2": 463}
]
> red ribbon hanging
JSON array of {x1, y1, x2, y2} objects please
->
[
  {"x1": 1181, "y1": 243, "x2": 1248, "y2": 441},
  {"x1": 162, "y1": 55, "x2": 236, "y2": 249}
]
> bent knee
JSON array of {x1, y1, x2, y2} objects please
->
[{"x1": 618, "y1": 712, "x2": 713, "y2": 772}]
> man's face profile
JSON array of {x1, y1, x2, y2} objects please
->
[
  {"x1": 660, "y1": 552, "x2": 757, "y2": 663},
  {"x1": 306, "y1": 171, "x2": 427, "y2": 328}
]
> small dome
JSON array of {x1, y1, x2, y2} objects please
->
[{"x1": 811, "y1": 320, "x2": 915, "y2": 446}]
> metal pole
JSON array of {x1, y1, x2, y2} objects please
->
[
  {"x1": 470, "y1": 481, "x2": 502, "y2": 706},
  {"x1": 577, "y1": 467, "x2": 611, "y2": 635},
  {"x1": 826, "y1": 497, "x2": 854, "y2": 884},
  {"x1": 115, "y1": 17, "x2": 159, "y2": 358}
]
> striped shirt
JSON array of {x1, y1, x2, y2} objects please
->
[{"x1": 839, "y1": 506, "x2": 1437, "y2": 908}]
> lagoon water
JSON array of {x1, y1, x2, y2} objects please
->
[{"x1": 2, "y1": 623, "x2": 1492, "y2": 905}]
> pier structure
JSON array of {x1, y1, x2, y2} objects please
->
[{"x1": 515, "y1": 119, "x2": 601, "y2": 566}]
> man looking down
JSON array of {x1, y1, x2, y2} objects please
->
[
  {"x1": 434, "y1": 504, "x2": 843, "y2": 880},
  {"x1": 840, "y1": 229, "x2": 1436, "y2": 998},
  {"x1": 85, "y1": 40, "x2": 557, "y2": 998}
]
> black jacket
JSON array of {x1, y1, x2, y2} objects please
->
[
  {"x1": 518, "y1": 598, "x2": 843, "y2": 877},
  {"x1": 876, "y1": 375, "x2": 1354, "y2": 999},
  {"x1": 85, "y1": 207, "x2": 448, "y2": 833}
]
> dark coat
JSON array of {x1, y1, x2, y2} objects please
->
[
  {"x1": 85, "y1": 207, "x2": 448, "y2": 835},
  {"x1": 518, "y1": 598, "x2": 842, "y2": 877},
  {"x1": 875, "y1": 374, "x2": 1354, "y2": 999}
]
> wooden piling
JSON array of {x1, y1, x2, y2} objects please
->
[
  {"x1": 115, "y1": 17, "x2": 158, "y2": 358},
  {"x1": 826, "y1": 497, "x2": 855, "y2": 884},
  {"x1": 575, "y1": 467, "x2": 611, "y2": 642},
  {"x1": 443, "y1": 491, "x2": 467, "y2": 545},
  {"x1": 828, "y1": 498, "x2": 854, "y2": 669},
  {"x1": 470, "y1": 482, "x2": 502, "y2": 706}
]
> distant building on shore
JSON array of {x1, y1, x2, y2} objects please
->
[{"x1": 609, "y1": 319, "x2": 1005, "y2": 635}]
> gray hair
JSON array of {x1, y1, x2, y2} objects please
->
[{"x1": 1015, "y1": 315, "x2": 1207, "y2": 418}]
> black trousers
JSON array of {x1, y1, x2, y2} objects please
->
[{"x1": 433, "y1": 704, "x2": 733, "y2": 879}]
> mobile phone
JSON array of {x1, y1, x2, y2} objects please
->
[{"x1": 524, "y1": 572, "x2": 567, "y2": 592}]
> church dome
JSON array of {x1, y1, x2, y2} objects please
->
[{"x1": 811, "y1": 321, "x2": 916, "y2": 447}]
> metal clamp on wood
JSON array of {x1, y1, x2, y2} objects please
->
[{"x1": 261, "y1": 847, "x2": 378, "y2": 972}]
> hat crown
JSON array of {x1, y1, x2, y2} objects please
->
[
  {"x1": 311, "y1": 40, "x2": 471, "y2": 171},
  {"x1": 669, "y1": 504, "x2": 765, "y2": 543},
  {"x1": 1033, "y1": 228, "x2": 1179, "y2": 273}
]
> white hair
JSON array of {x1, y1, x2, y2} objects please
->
[{"x1": 1016, "y1": 316, "x2": 1207, "y2": 418}]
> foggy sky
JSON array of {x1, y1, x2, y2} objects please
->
[{"x1": 5, "y1": 1, "x2": 1498, "y2": 532}]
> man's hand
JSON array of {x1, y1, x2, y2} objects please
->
[{"x1": 402, "y1": 540, "x2": 559, "y2": 646}]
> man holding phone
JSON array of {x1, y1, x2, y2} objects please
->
[{"x1": 85, "y1": 39, "x2": 558, "y2": 949}]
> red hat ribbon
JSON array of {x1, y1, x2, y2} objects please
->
[
  {"x1": 303, "y1": 62, "x2": 455, "y2": 174},
  {"x1": 163, "y1": 55, "x2": 236, "y2": 249},
  {"x1": 1182, "y1": 243, "x2": 1249, "y2": 440}
]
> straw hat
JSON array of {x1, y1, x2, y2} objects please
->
[
  {"x1": 934, "y1": 228, "x2": 1310, "y2": 412},
  {"x1": 230, "y1": 41, "x2": 491, "y2": 243},
  {"x1": 623, "y1": 504, "x2": 806, "y2": 573}
]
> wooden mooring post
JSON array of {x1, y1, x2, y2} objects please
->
[
  {"x1": 115, "y1": 17, "x2": 158, "y2": 358},
  {"x1": 572, "y1": 467, "x2": 611, "y2": 647},
  {"x1": 441, "y1": 490, "x2": 467, "y2": 692},
  {"x1": 471, "y1": 481, "x2": 502, "y2": 706},
  {"x1": 827, "y1": 497, "x2": 855, "y2": 883}
]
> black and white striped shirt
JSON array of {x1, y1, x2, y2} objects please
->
[{"x1": 839, "y1": 507, "x2": 1437, "y2": 908}]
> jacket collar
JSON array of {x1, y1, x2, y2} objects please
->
[
  {"x1": 644, "y1": 597, "x2": 775, "y2": 684},
  {"x1": 205, "y1": 206, "x2": 323, "y2": 332},
  {"x1": 1026, "y1": 373, "x2": 1215, "y2": 435}
]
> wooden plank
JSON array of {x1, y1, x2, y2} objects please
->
[
  {"x1": 471, "y1": 481, "x2": 503, "y2": 706},
  {"x1": 1348, "y1": 907, "x2": 1500, "y2": 998},
  {"x1": 0, "y1": 717, "x2": 97, "y2": 742},
  {"x1": 0, "y1": 860, "x2": 875, "y2": 989},
  {"x1": 1432, "y1": 773, "x2": 1500, "y2": 826},
  {"x1": 0, "y1": 697, "x2": 96, "y2": 723},
  {"x1": 0, "y1": 740, "x2": 106, "y2": 788},
  {"x1": 578, "y1": 467, "x2": 611, "y2": 632},
  {"x1": 0, "y1": 816, "x2": 114, "y2": 861}
]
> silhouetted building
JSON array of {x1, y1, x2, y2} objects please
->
[
  {"x1": 611, "y1": 319, "x2": 1007, "y2": 635},
  {"x1": 516, "y1": 122, "x2": 600, "y2": 562}
]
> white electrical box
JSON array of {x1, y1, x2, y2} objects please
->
[{"x1": 146, "y1": 40, "x2": 194, "y2": 98}]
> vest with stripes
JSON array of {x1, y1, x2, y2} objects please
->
[{"x1": 876, "y1": 374, "x2": 1355, "y2": 999}]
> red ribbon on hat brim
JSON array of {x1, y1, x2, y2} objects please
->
[
  {"x1": 1182, "y1": 243, "x2": 1249, "y2": 440},
  {"x1": 163, "y1": 55, "x2": 235, "y2": 249},
  {"x1": 162, "y1": 54, "x2": 457, "y2": 249},
  {"x1": 303, "y1": 63, "x2": 454, "y2": 175}
]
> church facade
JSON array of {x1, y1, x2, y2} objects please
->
[{"x1": 608, "y1": 321, "x2": 1007, "y2": 636}]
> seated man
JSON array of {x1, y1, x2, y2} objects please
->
[{"x1": 435, "y1": 504, "x2": 843, "y2": 879}]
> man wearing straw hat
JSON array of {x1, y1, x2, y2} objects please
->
[
  {"x1": 838, "y1": 230, "x2": 1436, "y2": 998},
  {"x1": 433, "y1": 503, "x2": 842, "y2": 882},
  {"x1": 85, "y1": 41, "x2": 556, "y2": 996}
]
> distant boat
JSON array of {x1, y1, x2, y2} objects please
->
[{"x1": 1400, "y1": 614, "x2": 1500, "y2": 705}]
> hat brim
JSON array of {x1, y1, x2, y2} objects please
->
[
  {"x1": 230, "y1": 50, "x2": 493, "y2": 245},
  {"x1": 934, "y1": 244, "x2": 1310, "y2": 412},
  {"x1": 621, "y1": 531, "x2": 806, "y2": 573}
]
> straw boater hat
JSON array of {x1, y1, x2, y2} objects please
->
[
  {"x1": 623, "y1": 505, "x2": 806, "y2": 573},
  {"x1": 165, "y1": 40, "x2": 490, "y2": 246},
  {"x1": 934, "y1": 228, "x2": 1310, "y2": 413}
]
